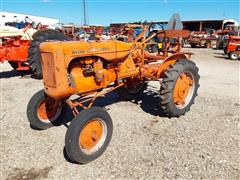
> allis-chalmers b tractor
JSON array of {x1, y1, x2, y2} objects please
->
[
  {"x1": 27, "y1": 16, "x2": 200, "y2": 164},
  {"x1": 224, "y1": 35, "x2": 240, "y2": 60}
]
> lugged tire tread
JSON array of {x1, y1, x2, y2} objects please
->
[
  {"x1": 27, "y1": 29, "x2": 69, "y2": 79},
  {"x1": 159, "y1": 60, "x2": 200, "y2": 117}
]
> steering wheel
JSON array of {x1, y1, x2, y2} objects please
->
[{"x1": 148, "y1": 23, "x2": 166, "y2": 43}]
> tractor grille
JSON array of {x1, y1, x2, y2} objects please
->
[{"x1": 41, "y1": 52, "x2": 56, "y2": 88}]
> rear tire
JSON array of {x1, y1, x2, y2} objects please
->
[
  {"x1": 65, "y1": 107, "x2": 113, "y2": 164},
  {"x1": 159, "y1": 60, "x2": 200, "y2": 117},
  {"x1": 28, "y1": 29, "x2": 69, "y2": 79},
  {"x1": 27, "y1": 89, "x2": 65, "y2": 130}
]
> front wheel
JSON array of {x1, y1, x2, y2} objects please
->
[
  {"x1": 159, "y1": 60, "x2": 200, "y2": 117},
  {"x1": 27, "y1": 90, "x2": 64, "y2": 130},
  {"x1": 65, "y1": 107, "x2": 113, "y2": 164},
  {"x1": 229, "y1": 52, "x2": 239, "y2": 60}
]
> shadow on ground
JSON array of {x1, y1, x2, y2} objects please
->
[
  {"x1": 0, "y1": 70, "x2": 32, "y2": 79},
  {"x1": 213, "y1": 52, "x2": 224, "y2": 55},
  {"x1": 58, "y1": 85, "x2": 166, "y2": 128},
  {"x1": 213, "y1": 55, "x2": 229, "y2": 60},
  {"x1": 213, "y1": 56, "x2": 239, "y2": 61},
  {"x1": 137, "y1": 88, "x2": 166, "y2": 116}
]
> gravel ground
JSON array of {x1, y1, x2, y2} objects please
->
[{"x1": 0, "y1": 48, "x2": 239, "y2": 179}]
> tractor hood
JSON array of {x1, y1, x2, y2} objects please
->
[{"x1": 40, "y1": 40, "x2": 133, "y2": 64}]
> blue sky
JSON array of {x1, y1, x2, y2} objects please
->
[{"x1": 1, "y1": 0, "x2": 239, "y2": 25}]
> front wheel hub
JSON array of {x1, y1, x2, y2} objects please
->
[
  {"x1": 37, "y1": 98, "x2": 61, "y2": 122},
  {"x1": 79, "y1": 118, "x2": 107, "y2": 154}
]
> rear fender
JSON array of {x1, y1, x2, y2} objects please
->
[{"x1": 157, "y1": 53, "x2": 191, "y2": 78}]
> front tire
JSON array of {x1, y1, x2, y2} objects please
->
[
  {"x1": 229, "y1": 52, "x2": 239, "y2": 60},
  {"x1": 159, "y1": 60, "x2": 200, "y2": 117},
  {"x1": 65, "y1": 107, "x2": 113, "y2": 164},
  {"x1": 27, "y1": 90, "x2": 64, "y2": 130}
]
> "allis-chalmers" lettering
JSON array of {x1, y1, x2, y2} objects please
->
[{"x1": 72, "y1": 47, "x2": 110, "y2": 54}]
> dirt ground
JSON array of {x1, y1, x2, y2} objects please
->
[{"x1": 0, "y1": 48, "x2": 239, "y2": 179}]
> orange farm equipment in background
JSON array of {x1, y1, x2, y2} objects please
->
[
  {"x1": 113, "y1": 23, "x2": 182, "y2": 54},
  {"x1": 0, "y1": 23, "x2": 69, "y2": 78},
  {"x1": 188, "y1": 31, "x2": 218, "y2": 48},
  {"x1": 81, "y1": 25, "x2": 103, "y2": 35},
  {"x1": 0, "y1": 35, "x2": 30, "y2": 70},
  {"x1": 27, "y1": 15, "x2": 200, "y2": 164},
  {"x1": 224, "y1": 36, "x2": 240, "y2": 60},
  {"x1": 114, "y1": 23, "x2": 144, "y2": 42},
  {"x1": 0, "y1": 25, "x2": 35, "y2": 70},
  {"x1": 0, "y1": 17, "x2": 51, "y2": 71}
]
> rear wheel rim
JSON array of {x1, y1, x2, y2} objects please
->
[
  {"x1": 79, "y1": 118, "x2": 107, "y2": 155},
  {"x1": 173, "y1": 72, "x2": 195, "y2": 109},
  {"x1": 37, "y1": 98, "x2": 62, "y2": 123}
]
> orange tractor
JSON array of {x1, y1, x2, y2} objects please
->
[
  {"x1": 224, "y1": 35, "x2": 240, "y2": 60},
  {"x1": 0, "y1": 24, "x2": 37, "y2": 71},
  {"x1": 27, "y1": 16, "x2": 200, "y2": 164}
]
